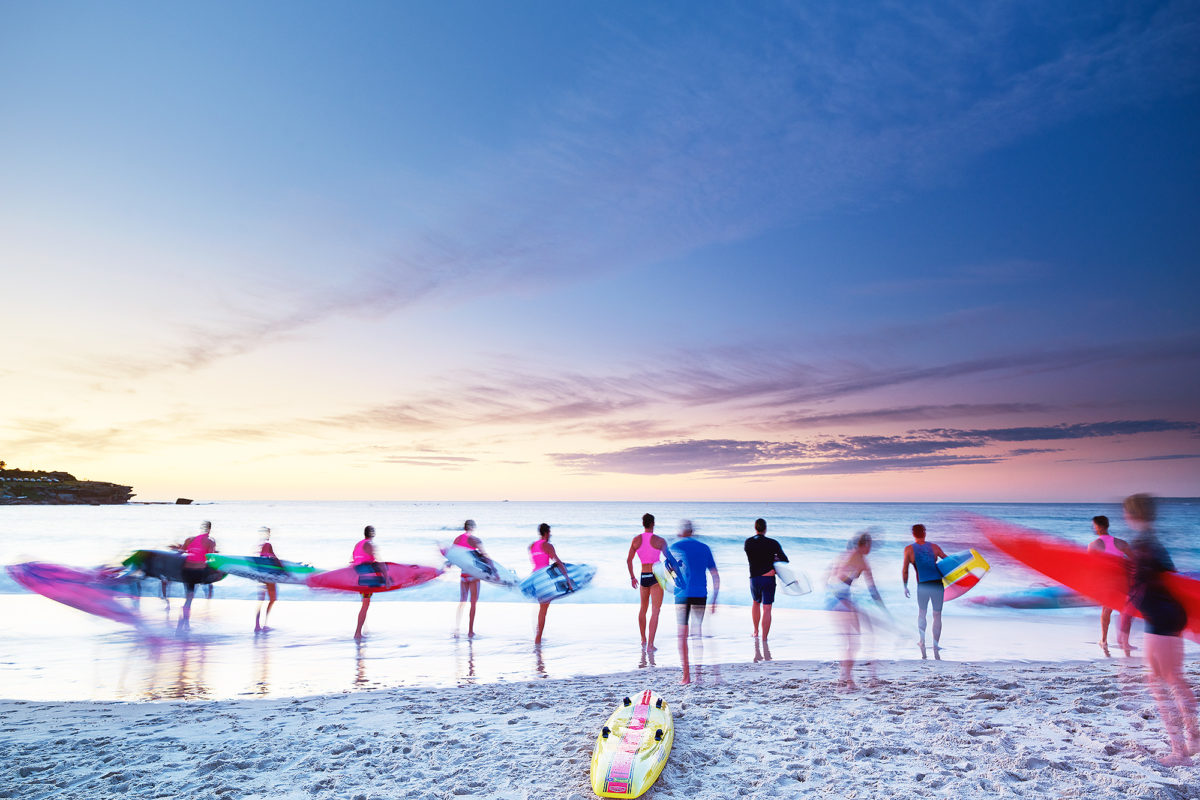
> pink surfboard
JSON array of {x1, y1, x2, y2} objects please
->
[
  {"x1": 969, "y1": 514, "x2": 1200, "y2": 636},
  {"x1": 8, "y1": 562, "x2": 143, "y2": 627},
  {"x1": 305, "y1": 562, "x2": 441, "y2": 594}
]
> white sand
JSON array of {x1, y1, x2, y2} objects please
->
[{"x1": 2, "y1": 658, "x2": 1198, "y2": 800}]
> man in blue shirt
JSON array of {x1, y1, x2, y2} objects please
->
[
  {"x1": 901, "y1": 523, "x2": 948, "y2": 659},
  {"x1": 669, "y1": 520, "x2": 720, "y2": 684}
]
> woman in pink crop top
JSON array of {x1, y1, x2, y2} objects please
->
[
  {"x1": 178, "y1": 521, "x2": 216, "y2": 632},
  {"x1": 455, "y1": 519, "x2": 491, "y2": 638},
  {"x1": 530, "y1": 523, "x2": 572, "y2": 644},
  {"x1": 1086, "y1": 514, "x2": 1132, "y2": 653},
  {"x1": 625, "y1": 512, "x2": 669, "y2": 652}
]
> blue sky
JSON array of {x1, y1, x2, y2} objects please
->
[{"x1": 1, "y1": 1, "x2": 1198, "y2": 500}]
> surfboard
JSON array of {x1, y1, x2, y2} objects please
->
[
  {"x1": 519, "y1": 563, "x2": 596, "y2": 603},
  {"x1": 651, "y1": 560, "x2": 677, "y2": 591},
  {"x1": 440, "y1": 544, "x2": 519, "y2": 587},
  {"x1": 305, "y1": 562, "x2": 442, "y2": 594},
  {"x1": 970, "y1": 514, "x2": 1200, "y2": 636},
  {"x1": 205, "y1": 554, "x2": 319, "y2": 585},
  {"x1": 938, "y1": 548, "x2": 990, "y2": 601},
  {"x1": 8, "y1": 562, "x2": 143, "y2": 627},
  {"x1": 122, "y1": 549, "x2": 226, "y2": 585},
  {"x1": 590, "y1": 689, "x2": 673, "y2": 799},
  {"x1": 968, "y1": 585, "x2": 1092, "y2": 610},
  {"x1": 773, "y1": 561, "x2": 812, "y2": 596}
]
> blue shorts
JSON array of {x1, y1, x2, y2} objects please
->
[{"x1": 750, "y1": 575, "x2": 777, "y2": 605}]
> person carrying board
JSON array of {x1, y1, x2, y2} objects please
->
[
  {"x1": 902, "y1": 523, "x2": 947, "y2": 659},
  {"x1": 743, "y1": 517, "x2": 788, "y2": 641},
  {"x1": 1087, "y1": 514, "x2": 1131, "y2": 654}
]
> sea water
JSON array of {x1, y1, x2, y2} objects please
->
[
  {"x1": 3, "y1": 500, "x2": 1198, "y2": 700},
  {"x1": 2, "y1": 499, "x2": 1198, "y2": 609}
]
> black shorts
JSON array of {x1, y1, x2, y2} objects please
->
[
  {"x1": 640, "y1": 573, "x2": 658, "y2": 588},
  {"x1": 750, "y1": 575, "x2": 777, "y2": 605},
  {"x1": 181, "y1": 565, "x2": 207, "y2": 593},
  {"x1": 676, "y1": 597, "x2": 707, "y2": 626}
]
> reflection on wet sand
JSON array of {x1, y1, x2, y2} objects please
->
[
  {"x1": 354, "y1": 640, "x2": 369, "y2": 688},
  {"x1": 454, "y1": 637, "x2": 477, "y2": 685},
  {"x1": 753, "y1": 637, "x2": 772, "y2": 663},
  {"x1": 638, "y1": 646, "x2": 658, "y2": 670},
  {"x1": 134, "y1": 638, "x2": 212, "y2": 701},
  {"x1": 533, "y1": 643, "x2": 547, "y2": 679},
  {"x1": 253, "y1": 632, "x2": 270, "y2": 696}
]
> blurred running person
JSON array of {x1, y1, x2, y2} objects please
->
[
  {"x1": 255, "y1": 526, "x2": 280, "y2": 633},
  {"x1": 670, "y1": 520, "x2": 719, "y2": 685},
  {"x1": 1087, "y1": 514, "x2": 1131, "y2": 652},
  {"x1": 352, "y1": 525, "x2": 388, "y2": 639},
  {"x1": 1117, "y1": 494, "x2": 1199, "y2": 766},
  {"x1": 454, "y1": 519, "x2": 490, "y2": 638},
  {"x1": 902, "y1": 523, "x2": 947, "y2": 658},
  {"x1": 626, "y1": 512, "x2": 673, "y2": 652},
  {"x1": 827, "y1": 531, "x2": 886, "y2": 690},
  {"x1": 530, "y1": 523, "x2": 573, "y2": 644},
  {"x1": 744, "y1": 518, "x2": 788, "y2": 641},
  {"x1": 178, "y1": 520, "x2": 216, "y2": 632}
]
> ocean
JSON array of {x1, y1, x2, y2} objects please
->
[
  {"x1": 3, "y1": 499, "x2": 1199, "y2": 609},
  {"x1": 3, "y1": 499, "x2": 1199, "y2": 701}
]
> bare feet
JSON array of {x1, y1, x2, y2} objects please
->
[{"x1": 1158, "y1": 751, "x2": 1193, "y2": 767}]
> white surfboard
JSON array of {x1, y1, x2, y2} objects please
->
[
  {"x1": 773, "y1": 561, "x2": 812, "y2": 596},
  {"x1": 441, "y1": 543, "x2": 519, "y2": 588}
]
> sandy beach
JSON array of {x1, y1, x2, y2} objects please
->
[
  {"x1": 3, "y1": 592, "x2": 1200, "y2": 799},
  {"x1": 3, "y1": 658, "x2": 1199, "y2": 800}
]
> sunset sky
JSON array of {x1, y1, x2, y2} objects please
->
[{"x1": 2, "y1": 1, "x2": 1198, "y2": 501}]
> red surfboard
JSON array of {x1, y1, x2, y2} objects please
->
[
  {"x1": 305, "y1": 562, "x2": 441, "y2": 594},
  {"x1": 8, "y1": 562, "x2": 143, "y2": 627},
  {"x1": 968, "y1": 514, "x2": 1200, "y2": 636}
]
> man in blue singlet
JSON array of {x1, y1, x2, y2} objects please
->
[
  {"x1": 669, "y1": 521, "x2": 719, "y2": 685},
  {"x1": 901, "y1": 523, "x2": 947, "y2": 659}
]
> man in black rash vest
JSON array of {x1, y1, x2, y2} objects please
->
[
  {"x1": 901, "y1": 523, "x2": 947, "y2": 659},
  {"x1": 744, "y1": 518, "x2": 788, "y2": 641}
]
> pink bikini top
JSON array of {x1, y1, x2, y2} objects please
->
[
  {"x1": 185, "y1": 534, "x2": 211, "y2": 565},
  {"x1": 352, "y1": 539, "x2": 373, "y2": 565},
  {"x1": 1094, "y1": 534, "x2": 1124, "y2": 557},
  {"x1": 530, "y1": 539, "x2": 550, "y2": 570},
  {"x1": 453, "y1": 532, "x2": 474, "y2": 548},
  {"x1": 259, "y1": 541, "x2": 275, "y2": 558},
  {"x1": 635, "y1": 531, "x2": 662, "y2": 565}
]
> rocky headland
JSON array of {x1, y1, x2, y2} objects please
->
[{"x1": 0, "y1": 469, "x2": 134, "y2": 505}]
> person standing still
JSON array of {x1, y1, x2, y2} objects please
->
[
  {"x1": 1087, "y1": 514, "x2": 1130, "y2": 653},
  {"x1": 744, "y1": 518, "x2": 788, "y2": 641},
  {"x1": 902, "y1": 523, "x2": 947, "y2": 659}
]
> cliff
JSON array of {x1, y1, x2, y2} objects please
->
[{"x1": 0, "y1": 469, "x2": 134, "y2": 505}]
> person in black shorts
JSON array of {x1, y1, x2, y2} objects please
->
[{"x1": 744, "y1": 518, "x2": 788, "y2": 641}]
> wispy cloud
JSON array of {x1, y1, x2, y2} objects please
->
[
  {"x1": 551, "y1": 418, "x2": 1200, "y2": 477},
  {"x1": 80, "y1": 2, "x2": 1200, "y2": 376}
]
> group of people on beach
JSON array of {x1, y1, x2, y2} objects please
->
[{"x1": 171, "y1": 492, "x2": 1198, "y2": 764}]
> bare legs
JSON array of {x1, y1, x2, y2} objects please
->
[
  {"x1": 637, "y1": 583, "x2": 663, "y2": 650},
  {"x1": 1144, "y1": 633, "x2": 1200, "y2": 764},
  {"x1": 837, "y1": 608, "x2": 860, "y2": 689},
  {"x1": 459, "y1": 578, "x2": 480, "y2": 637},
  {"x1": 354, "y1": 594, "x2": 371, "y2": 639},
  {"x1": 255, "y1": 583, "x2": 277, "y2": 632},
  {"x1": 1100, "y1": 607, "x2": 1114, "y2": 649},
  {"x1": 535, "y1": 601, "x2": 550, "y2": 644}
]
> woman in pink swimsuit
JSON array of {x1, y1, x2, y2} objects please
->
[
  {"x1": 455, "y1": 519, "x2": 489, "y2": 638},
  {"x1": 1087, "y1": 514, "x2": 1131, "y2": 652},
  {"x1": 625, "y1": 512, "x2": 669, "y2": 651},
  {"x1": 178, "y1": 521, "x2": 216, "y2": 632},
  {"x1": 530, "y1": 523, "x2": 572, "y2": 644}
]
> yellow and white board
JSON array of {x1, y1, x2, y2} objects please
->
[{"x1": 590, "y1": 689, "x2": 673, "y2": 799}]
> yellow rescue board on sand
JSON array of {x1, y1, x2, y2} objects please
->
[{"x1": 590, "y1": 689, "x2": 673, "y2": 799}]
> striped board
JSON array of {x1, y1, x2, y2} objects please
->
[
  {"x1": 938, "y1": 548, "x2": 990, "y2": 601},
  {"x1": 591, "y1": 689, "x2": 674, "y2": 799},
  {"x1": 774, "y1": 561, "x2": 813, "y2": 596},
  {"x1": 519, "y1": 563, "x2": 596, "y2": 603},
  {"x1": 8, "y1": 562, "x2": 143, "y2": 627},
  {"x1": 440, "y1": 543, "x2": 519, "y2": 587},
  {"x1": 206, "y1": 554, "x2": 319, "y2": 585},
  {"x1": 305, "y1": 562, "x2": 442, "y2": 594}
]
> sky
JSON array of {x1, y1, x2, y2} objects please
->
[{"x1": 1, "y1": 1, "x2": 1198, "y2": 502}]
